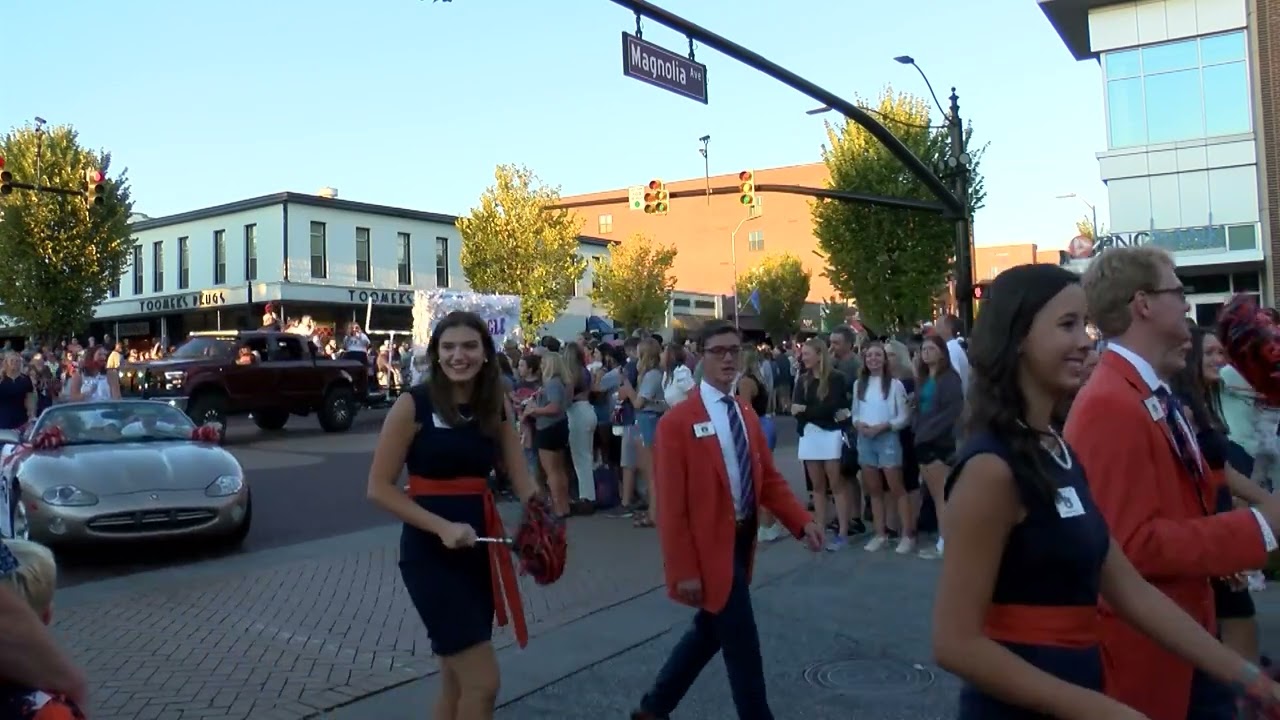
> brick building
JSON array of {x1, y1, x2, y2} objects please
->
[{"x1": 974, "y1": 244, "x2": 1064, "y2": 282}]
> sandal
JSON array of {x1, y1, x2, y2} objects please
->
[{"x1": 633, "y1": 512, "x2": 655, "y2": 528}]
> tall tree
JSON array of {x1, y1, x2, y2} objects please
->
[
  {"x1": 589, "y1": 233, "x2": 677, "y2": 332},
  {"x1": 734, "y1": 253, "x2": 811, "y2": 340},
  {"x1": 0, "y1": 123, "x2": 133, "y2": 339},
  {"x1": 457, "y1": 164, "x2": 587, "y2": 331},
  {"x1": 812, "y1": 87, "x2": 986, "y2": 333}
]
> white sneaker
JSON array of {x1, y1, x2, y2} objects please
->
[
  {"x1": 864, "y1": 535, "x2": 888, "y2": 552},
  {"x1": 917, "y1": 546, "x2": 942, "y2": 559},
  {"x1": 895, "y1": 537, "x2": 916, "y2": 555},
  {"x1": 756, "y1": 524, "x2": 783, "y2": 543}
]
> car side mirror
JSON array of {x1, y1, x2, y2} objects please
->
[{"x1": 0, "y1": 429, "x2": 23, "y2": 446}]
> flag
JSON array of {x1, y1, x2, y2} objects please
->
[{"x1": 748, "y1": 289, "x2": 761, "y2": 313}]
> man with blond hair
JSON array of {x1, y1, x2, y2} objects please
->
[{"x1": 1066, "y1": 246, "x2": 1280, "y2": 719}]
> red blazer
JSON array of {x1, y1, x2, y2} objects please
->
[
  {"x1": 1065, "y1": 350, "x2": 1267, "y2": 720},
  {"x1": 654, "y1": 389, "x2": 811, "y2": 614}
]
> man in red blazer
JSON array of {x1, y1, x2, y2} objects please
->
[
  {"x1": 1067, "y1": 246, "x2": 1280, "y2": 720},
  {"x1": 631, "y1": 320, "x2": 821, "y2": 720}
]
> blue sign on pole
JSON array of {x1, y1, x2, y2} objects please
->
[{"x1": 622, "y1": 32, "x2": 708, "y2": 104}]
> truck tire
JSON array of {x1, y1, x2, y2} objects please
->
[
  {"x1": 319, "y1": 386, "x2": 356, "y2": 433},
  {"x1": 252, "y1": 409, "x2": 289, "y2": 431},
  {"x1": 187, "y1": 394, "x2": 229, "y2": 443}
]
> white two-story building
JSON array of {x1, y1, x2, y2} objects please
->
[
  {"x1": 91, "y1": 189, "x2": 613, "y2": 348},
  {"x1": 1041, "y1": 0, "x2": 1268, "y2": 324}
]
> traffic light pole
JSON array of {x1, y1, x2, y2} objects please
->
[
  {"x1": 549, "y1": 182, "x2": 950, "y2": 214},
  {"x1": 949, "y1": 90, "x2": 974, "y2": 335},
  {"x1": 0, "y1": 181, "x2": 87, "y2": 199}
]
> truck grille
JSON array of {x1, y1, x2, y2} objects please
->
[{"x1": 87, "y1": 508, "x2": 218, "y2": 534}]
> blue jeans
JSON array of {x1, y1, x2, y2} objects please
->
[{"x1": 640, "y1": 528, "x2": 772, "y2": 719}]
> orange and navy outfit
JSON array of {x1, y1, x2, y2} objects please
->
[
  {"x1": 0, "y1": 689, "x2": 84, "y2": 720},
  {"x1": 397, "y1": 384, "x2": 527, "y2": 655},
  {"x1": 947, "y1": 432, "x2": 1111, "y2": 719}
]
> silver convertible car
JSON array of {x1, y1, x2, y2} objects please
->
[{"x1": 0, "y1": 400, "x2": 252, "y2": 547}]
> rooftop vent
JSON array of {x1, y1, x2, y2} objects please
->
[{"x1": 318, "y1": 187, "x2": 338, "y2": 199}]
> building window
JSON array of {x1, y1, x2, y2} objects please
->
[
  {"x1": 310, "y1": 221, "x2": 327, "y2": 279},
  {"x1": 178, "y1": 237, "x2": 190, "y2": 289},
  {"x1": 598, "y1": 214, "x2": 614, "y2": 234},
  {"x1": 131, "y1": 245, "x2": 143, "y2": 295},
  {"x1": 355, "y1": 227, "x2": 371, "y2": 282},
  {"x1": 397, "y1": 232, "x2": 412, "y2": 285},
  {"x1": 152, "y1": 241, "x2": 164, "y2": 292},
  {"x1": 244, "y1": 224, "x2": 258, "y2": 281},
  {"x1": 435, "y1": 237, "x2": 450, "y2": 288},
  {"x1": 1104, "y1": 30, "x2": 1250, "y2": 149},
  {"x1": 109, "y1": 274, "x2": 119, "y2": 298},
  {"x1": 747, "y1": 230, "x2": 764, "y2": 251},
  {"x1": 213, "y1": 230, "x2": 227, "y2": 285}
]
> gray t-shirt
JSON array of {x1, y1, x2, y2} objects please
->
[
  {"x1": 534, "y1": 377, "x2": 568, "y2": 429},
  {"x1": 595, "y1": 368, "x2": 621, "y2": 412},
  {"x1": 637, "y1": 368, "x2": 665, "y2": 414}
]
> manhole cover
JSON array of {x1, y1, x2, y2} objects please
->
[{"x1": 803, "y1": 658, "x2": 935, "y2": 695}]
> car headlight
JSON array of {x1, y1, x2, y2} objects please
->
[
  {"x1": 206, "y1": 474, "x2": 243, "y2": 497},
  {"x1": 164, "y1": 371, "x2": 185, "y2": 388},
  {"x1": 41, "y1": 485, "x2": 99, "y2": 507}
]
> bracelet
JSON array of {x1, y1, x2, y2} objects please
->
[{"x1": 1232, "y1": 663, "x2": 1273, "y2": 704}]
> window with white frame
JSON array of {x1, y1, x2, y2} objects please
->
[
  {"x1": 397, "y1": 232, "x2": 412, "y2": 285},
  {"x1": 213, "y1": 230, "x2": 227, "y2": 285},
  {"x1": 598, "y1": 214, "x2": 614, "y2": 234},
  {"x1": 178, "y1": 237, "x2": 190, "y2": 289},
  {"x1": 244, "y1": 224, "x2": 258, "y2": 281},
  {"x1": 435, "y1": 237, "x2": 450, "y2": 287},
  {"x1": 131, "y1": 245, "x2": 143, "y2": 295},
  {"x1": 1104, "y1": 31, "x2": 1250, "y2": 149},
  {"x1": 747, "y1": 230, "x2": 764, "y2": 251},
  {"x1": 310, "y1": 221, "x2": 327, "y2": 279},
  {"x1": 355, "y1": 227, "x2": 371, "y2": 282},
  {"x1": 153, "y1": 241, "x2": 164, "y2": 292}
]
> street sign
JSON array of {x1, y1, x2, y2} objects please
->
[
  {"x1": 621, "y1": 32, "x2": 708, "y2": 104},
  {"x1": 628, "y1": 185, "x2": 644, "y2": 211}
]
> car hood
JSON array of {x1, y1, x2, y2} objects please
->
[{"x1": 17, "y1": 442, "x2": 242, "y2": 495}]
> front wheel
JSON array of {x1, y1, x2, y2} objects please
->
[{"x1": 318, "y1": 386, "x2": 356, "y2": 433}]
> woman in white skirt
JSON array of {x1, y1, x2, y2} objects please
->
[{"x1": 791, "y1": 337, "x2": 854, "y2": 551}]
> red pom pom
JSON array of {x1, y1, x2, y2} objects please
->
[
  {"x1": 191, "y1": 424, "x2": 222, "y2": 443},
  {"x1": 29, "y1": 426, "x2": 66, "y2": 450},
  {"x1": 1218, "y1": 294, "x2": 1280, "y2": 406},
  {"x1": 511, "y1": 496, "x2": 567, "y2": 585}
]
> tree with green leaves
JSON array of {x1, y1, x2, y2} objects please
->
[
  {"x1": 0, "y1": 123, "x2": 134, "y2": 340},
  {"x1": 812, "y1": 87, "x2": 986, "y2": 333},
  {"x1": 735, "y1": 253, "x2": 811, "y2": 340},
  {"x1": 457, "y1": 164, "x2": 587, "y2": 331},
  {"x1": 589, "y1": 233, "x2": 677, "y2": 332}
]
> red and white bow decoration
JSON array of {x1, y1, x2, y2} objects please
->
[
  {"x1": 1, "y1": 425, "x2": 68, "y2": 472},
  {"x1": 190, "y1": 423, "x2": 222, "y2": 443}
]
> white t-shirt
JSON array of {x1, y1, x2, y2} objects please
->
[
  {"x1": 344, "y1": 333, "x2": 371, "y2": 353},
  {"x1": 947, "y1": 337, "x2": 970, "y2": 394},
  {"x1": 79, "y1": 373, "x2": 113, "y2": 402}
]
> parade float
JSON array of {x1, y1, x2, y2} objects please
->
[{"x1": 409, "y1": 289, "x2": 522, "y2": 386}]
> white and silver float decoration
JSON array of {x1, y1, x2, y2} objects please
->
[{"x1": 410, "y1": 290, "x2": 522, "y2": 386}]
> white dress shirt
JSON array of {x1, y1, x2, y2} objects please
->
[
  {"x1": 1108, "y1": 343, "x2": 1278, "y2": 552},
  {"x1": 947, "y1": 337, "x2": 970, "y2": 394},
  {"x1": 699, "y1": 380, "x2": 751, "y2": 518}
]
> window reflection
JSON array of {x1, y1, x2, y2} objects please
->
[{"x1": 1145, "y1": 70, "x2": 1202, "y2": 143}]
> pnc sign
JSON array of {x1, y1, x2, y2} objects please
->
[{"x1": 622, "y1": 32, "x2": 708, "y2": 104}]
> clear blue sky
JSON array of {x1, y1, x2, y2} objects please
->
[{"x1": 3, "y1": 0, "x2": 1108, "y2": 249}]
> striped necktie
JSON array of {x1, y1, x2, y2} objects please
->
[
  {"x1": 720, "y1": 396, "x2": 754, "y2": 514},
  {"x1": 1154, "y1": 387, "x2": 1202, "y2": 480}
]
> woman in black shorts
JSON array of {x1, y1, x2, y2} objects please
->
[
  {"x1": 933, "y1": 264, "x2": 1278, "y2": 719},
  {"x1": 526, "y1": 352, "x2": 573, "y2": 517},
  {"x1": 366, "y1": 311, "x2": 540, "y2": 718},
  {"x1": 912, "y1": 334, "x2": 964, "y2": 560}
]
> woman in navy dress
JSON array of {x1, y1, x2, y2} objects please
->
[
  {"x1": 367, "y1": 311, "x2": 540, "y2": 719},
  {"x1": 932, "y1": 264, "x2": 1280, "y2": 719}
]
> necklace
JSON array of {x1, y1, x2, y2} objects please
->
[{"x1": 1041, "y1": 427, "x2": 1073, "y2": 471}]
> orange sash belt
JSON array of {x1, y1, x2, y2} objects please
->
[
  {"x1": 407, "y1": 476, "x2": 529, "y2": 649},
  {"x1": 983, "y1": 604, "x2": 1100, "y2": 649}
]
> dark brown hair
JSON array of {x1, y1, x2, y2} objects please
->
[
  {"x1": 425, "y1": 311, "x2": 504, "y2": 437},
  {"x1": 915, "y1": 334, "x2": 953, "y2": 385}
]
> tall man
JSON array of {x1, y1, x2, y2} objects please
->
[
  {"x1": 1067, "y1": 246, "x2": 1280, "y2": 720},
  {"x1": 828, "y1": 326, "x2": 866, "y2": 535},
  {"x1": 632, "y1": 320, "x2": 822, "y2": 720},
  {"x1": 934, "y1": 313, "x2": 970, "y2": 391}
]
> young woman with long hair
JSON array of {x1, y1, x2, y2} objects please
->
[
  {"x1": 69, "y1": 347, "x2": 120, "y2": 403},
  {"x1": 661, "y1": 342, "x2": 695, "y2": 408},
  {"x1": 630, "y1": 338, "x2": 666, "y2": 529},
  {"x1": 528, "y1": 352, "x2": 574, "y2": 517},
  {"x1": 1170, "y1": 324, "x2": 1271, "y2": 666},
  {"x1": 366, "y1": 311, "x2": 540, "y2": 719},
  {"x1": 933, "y1": 264, "x2": 1280, "y2": 719},
  {"x1": 513, "y1": 354, "x2": 542, "y2": 484},
  {"x1": 793, "y1": 337, "x2": 853, "y2": 550},
  {"x1": 853, "y1": 342, "x2": 911, "y2": 553},
  {"x1": 561, "y1": 342, "x2": 598, "y2": 513},
  {"x1": 912, "y1": 335, "x2": 964, "y2": 560}
]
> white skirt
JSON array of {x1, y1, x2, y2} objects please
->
[{"x1": 797, "y1": 425, "x2": 843, "y2": 461}]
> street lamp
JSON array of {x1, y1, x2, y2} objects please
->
[
  {"x1": 1056, "y1": 192, "x2": 1099, "y2": 239},
  {"x1": 730, "y1": 212, "x2": 761, "y2": 330},
  {"x1": 698, "y1": 135, "x2": 711, "y2": 205}
]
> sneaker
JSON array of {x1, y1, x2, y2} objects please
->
[
  {"x1": 849, "y1": 519, "x2": 867, "y2": 536},
  {"x1": 917, "y1": 546, "x2": 943, "y2": 559},
  {"x1": 864, "y1": 535, "x2": 888, "y2": 552},
  {"x1": 895, "y1": 537, "x2": 916, "y2": 555},
  {"x1": 607, "y1": 503, "x2": 636, "y2": 519},
  {"x1": 757, "y1": 524, "x2": 784, "y2": 543},
  {"x1": 825, "y1": 535, "x2": 847, "y2": 552}
]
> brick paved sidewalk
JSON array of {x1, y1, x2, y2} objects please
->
[{"x1": 54, "y1": 509, "x2": 670, "y2": 720}]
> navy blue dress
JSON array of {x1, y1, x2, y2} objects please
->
[
  {"x1": 946, "y1": 432, "x2": 1111, "y2": 719},
  {"x1": 398, "y1": 384, "x2": 500, "y2": 657}
]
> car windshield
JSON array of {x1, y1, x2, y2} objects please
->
[
  {"x1": 169, "y1": 336, "x2": 237, "y2": 360},
  {"x1": 36, "y1": 402, "x2": 197, "y2": 445}
]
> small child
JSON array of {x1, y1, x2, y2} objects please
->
[{"x1": 0, "y1": 540, "x2": 84, "y2": 720}]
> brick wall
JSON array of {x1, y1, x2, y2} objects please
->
[{"x1": 1259, "y1": 0, "x2": 1280, "y2": 300}]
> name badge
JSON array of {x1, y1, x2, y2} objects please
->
[
  {"x1": 1055, "y1": 487, "x2": 1085, "y2": 519},
  {"x1": 432, "y1": 413, "x2": 452, "y2": 429},
  {"x1": 1144, "y1": 396, "x2": 1165, "y2": 421},
  {"x1": 693, "y1": 421, "x2": 716, "y2": 439}
]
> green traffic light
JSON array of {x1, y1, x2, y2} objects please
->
[
  {"x1": 656, "y1": 202, "x2": 668, "y2": 213},
  {"x1": 739, "y1": 194, "x2": 753, "y2": 205}
]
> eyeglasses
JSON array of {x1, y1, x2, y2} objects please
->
[
  {"x1": 1145, "y1": 286, "x2": 1186, "y2": 301},
  {"x1": 703, "y1": 345, "x2": 742, "y2": 360}
]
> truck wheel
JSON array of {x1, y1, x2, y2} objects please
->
[
  {"x1": 188, "y1": 395, "x2": 229, "y2": 443},
  {"x1": 319, "y1": 386, "x2": 356, "y2": 433},
  {"x1": 252, "y1": 409, "x2": 289, "y2": 431}
]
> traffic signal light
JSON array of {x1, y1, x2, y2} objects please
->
[
  {"x1": 643, "y1": 179, "x2": 668, "y2": 215},
  {"x1": 0, "y1": 157, "x2": 10, "y2": 196},
  {"x1": 738, "y1": 170, "x2": 757, "y2": 207},
  {"x1": 972, "y1": 282, "x2": 990, "y2": 301},
  {"x1": 85, "y1": 169, "x2": 105, "y2": 206}
]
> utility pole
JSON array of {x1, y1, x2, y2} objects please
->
[
  {"x1": 730, "y1": 210, "x2": 761, "y2": 330},
  {"x1": 947, "y1": 89, "x2": 975, "y2": 335},
  {"x1": 698, "y1": 135, "x2": 711, "y2": 205}
]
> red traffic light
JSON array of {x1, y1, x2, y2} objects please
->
[
  {"x1": 0, "y1": 156, "x2": 5, "y2": 170},
  {"x1": 648, "y1": 179, "x2": 661, "y2": 190},
  {"x1": 87, "y1": 169, "x2": 104, "y2": 183},
  {"x1": 972, "y1": 284, "x2": 987, "y2": 300},
  {"x1": 738, "y1": 170, "x2": 752, "y2": 182}
]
